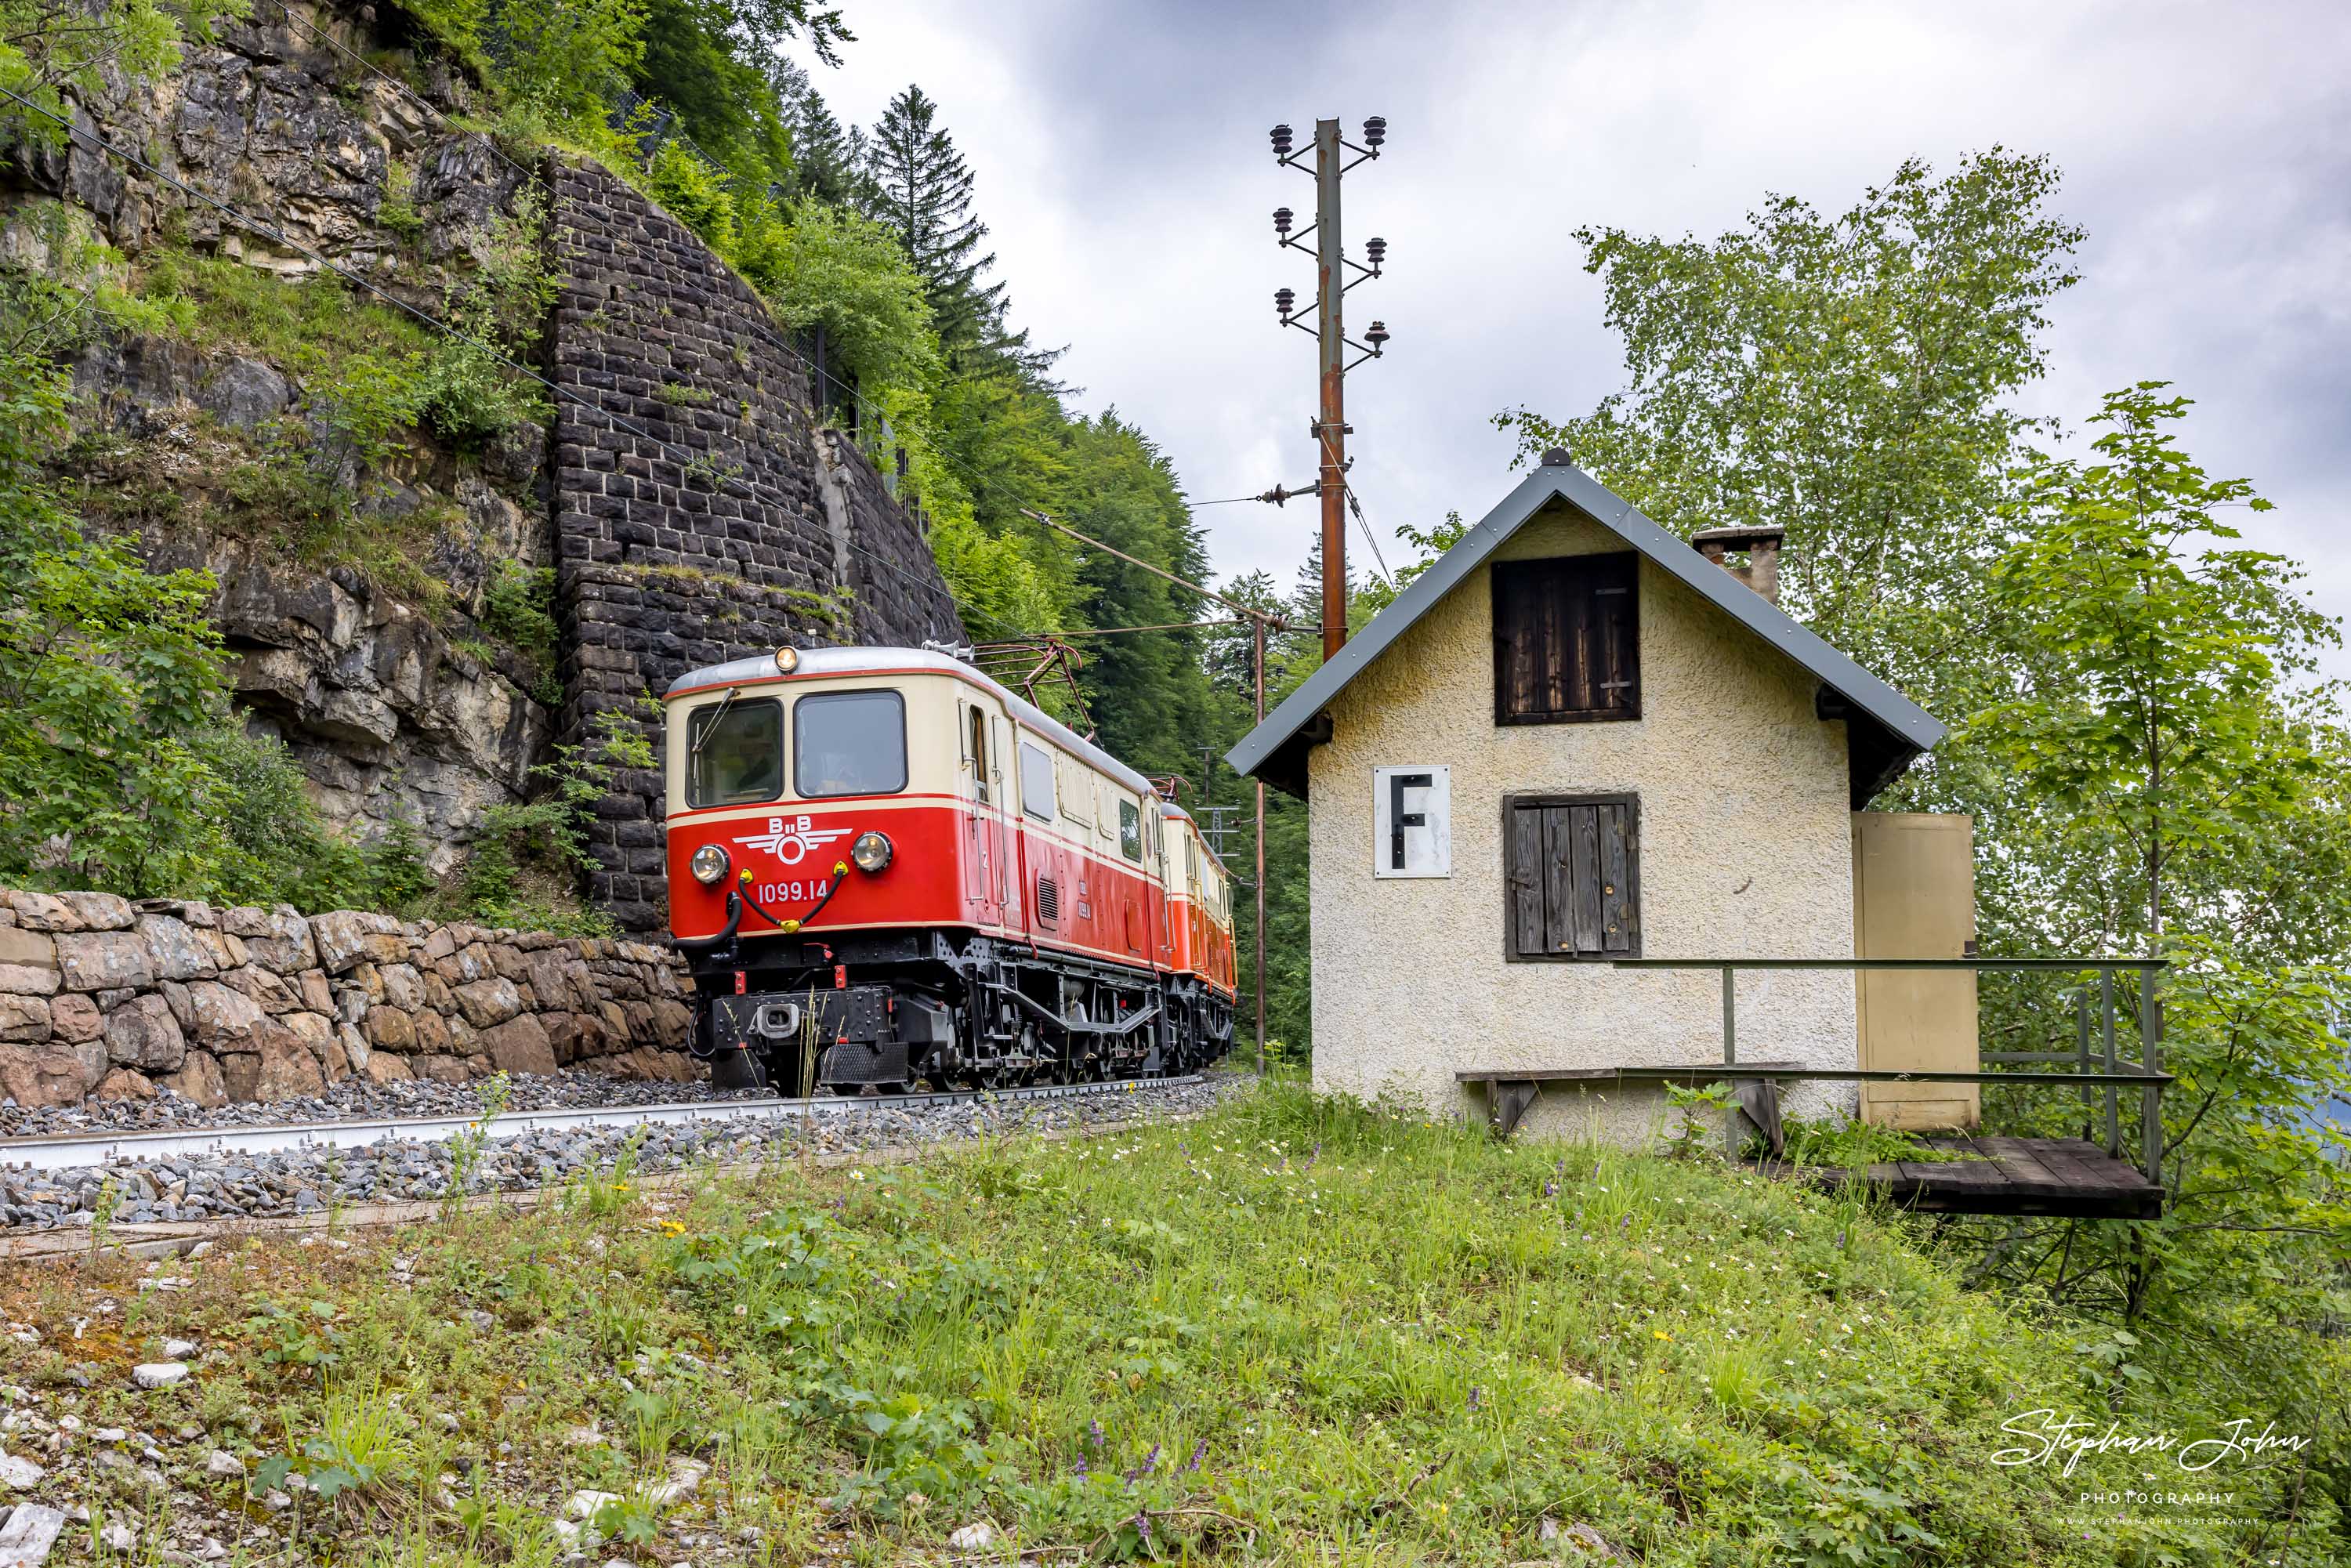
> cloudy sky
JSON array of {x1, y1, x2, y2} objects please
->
[{"x1": 792, "y1": 0, "x2": 2351, "y2": 677}]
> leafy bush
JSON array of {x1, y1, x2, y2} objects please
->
[
  {"x1": 742, "y1": 201, "x2": 940, "y2": 395},
  {"x1": 416, "y1": 197, "x2": 557, "y2": 447},
  {"x1": 480, "y1": 561, "x2": 558, "y2": 667},
  {"x1": 644, "y1": 139, "x2": 737, "y2": 253}
]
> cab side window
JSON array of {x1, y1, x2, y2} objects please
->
[
  {"x1": 964, "y1": 704, "x2": 990, "y2": 803},
  {"x1": 1119, "y1": 800, "x2": 1143, "y2": 861},
  {"x1": 1020, "y1": 741, "x2": 1055, "y2": 822}
]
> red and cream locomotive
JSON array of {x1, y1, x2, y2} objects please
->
[{"x1": 663, "y1": 646, "x2": 1237, "y2": 1092}]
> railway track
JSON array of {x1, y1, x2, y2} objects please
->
[{"x1": 0, "y1": 1075, "x2": 1201, "y2": 1175}]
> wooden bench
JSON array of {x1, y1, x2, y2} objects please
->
[
  {"x1": 1457, "y1": 1065, "x2": 1799, "y2": 1146},
  {"x1": 1457, "y1": 1068, "x2": 2168, "y2": 1218}
]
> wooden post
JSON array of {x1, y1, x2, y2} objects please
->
[
  {"x1": 1721, "y1": 965, "x2": 1738, "y2": 1159},
  {"x1": 2099, "y1": 970, "x2": 2119, "y2": 1158},
  {"x1": 1253, "y1": 617, "x2": 1267, "y2": 1076},
  {"x1": 2139, "y1": 964, "x2": 2163, "y2": 1186},
  {"x1": 1721, "y1": 965, "x2": 1737, "y2": 1066},
  {"x1": 2075, "y1": 989, "x2": 2093, "y2": 1140}
]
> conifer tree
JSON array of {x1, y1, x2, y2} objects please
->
[
  {"x1": 862, "y1": 85, "x2": 1025, "y2": 366},
  {"x1": 773, "y1": 61, "x2": 873, "y2": 207}
]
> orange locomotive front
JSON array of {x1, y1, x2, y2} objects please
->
[{"x1": 663, "y1": 646, "x2": 1235, "y2": 1092}]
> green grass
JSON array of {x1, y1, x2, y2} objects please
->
[
  {"x1": 8, "y1": 1083, "x2": 2334, "y2": 1566},
  {"x1": 132, "y1": 247, "x2": 442, "y2": 375}
]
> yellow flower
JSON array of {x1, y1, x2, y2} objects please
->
[
  {"x1": 1652, "y1": 1329, "x2": 1672, "y2": 1342},
  {"x1": 657, "y1": 1219, "x2": 686, "y2": 1236}
]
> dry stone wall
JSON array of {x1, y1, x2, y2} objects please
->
[{"x1": 0, "y1": 889, "x2": 697, "y2": 1110}]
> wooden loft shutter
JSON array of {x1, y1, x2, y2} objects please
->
[
  {"x1": 1504, "y1": 793, "x2": 1639, "y2": 961},
  {"x1": 1491, "y1": 552, "x2": 1639, "y2": 724}
]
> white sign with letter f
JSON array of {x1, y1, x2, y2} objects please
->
[{"x1": 1374, "y1": 764, "x2": 1451, "y2": 878}]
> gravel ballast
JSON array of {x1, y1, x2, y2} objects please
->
[
  {"x1": 0, "y1": 1067, "x2": 769, "y2": 1140},
  {"x1": 0, "y1": 1076, "x2": 1240, "y2": 1231}
]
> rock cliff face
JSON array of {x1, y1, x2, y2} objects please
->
[
  {"x1": 0, "y1": 885, "x2": 695, "y2": 1110},
  {"x1": 2, "y1": 0, "x2": 960, "y2": 909}
]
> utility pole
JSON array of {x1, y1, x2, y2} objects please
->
[
  {"x1": 1270, "y1": 116, "x2": 1389, "y2": 662},
  {"x1": 1252, "y1": 616, "x2": 1266, "y2": 1073},
  {"x1": 1313, "y1": 119, "x2": 1348, "y2": 663}
]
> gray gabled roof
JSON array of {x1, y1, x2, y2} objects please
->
[{"x1": 1225, "y1": 458, "x2": 1945, "y2": 805}]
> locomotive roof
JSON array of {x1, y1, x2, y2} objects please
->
[
  {"x1": 665, "y1": 646, "x2": 1158, "y2": 797},
  {"x1": 1153, "y1": 800, "x2": 1233, "y2": 879},
  {"x1": 1225, "y1": 457, "x2": 1945, "y2": 805}
]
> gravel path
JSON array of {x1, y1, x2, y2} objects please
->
[
  {"x1": 0, "y1": 1067, "x2": 771, "y2": 1139},
  {"x1": 0, "y1": 1076, "x2": 1242, "y2": 1231}
]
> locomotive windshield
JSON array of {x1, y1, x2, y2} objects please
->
[
  {"x1": 686, "y1": 697, "x2": 782, "y2": 806},
  {"x1": 795, "y1": 690, "x2": 907, "y2": 798}
]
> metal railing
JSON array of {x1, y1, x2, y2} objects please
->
[{"x1": 1610, "y1": 958, "x2": 2170, "y2": 1184}]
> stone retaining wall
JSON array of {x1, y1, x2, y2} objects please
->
[
  {"x1": 548, "y1": 158, "x2": 962, "y2": 932},
  {"x1": 0, "y1": 889, "x2": 697, "y2": 1109}
]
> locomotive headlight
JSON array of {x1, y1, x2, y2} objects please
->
[
  {"x1": 850, "y1": 830, "x2": 893, "y2": 874},
  {"x1": 689, "y1": 843, "x2": 730, "y2": 885}
]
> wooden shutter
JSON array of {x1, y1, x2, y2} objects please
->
[
  {"x1": 1492, "y1": 552, "x2": 1639, "y2": 724},
  {"x1": 1504, "y1": 794, "x2": 1639, "y2": 960}
]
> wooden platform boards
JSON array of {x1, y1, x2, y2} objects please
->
[{"x1": 1763, "y1": 1135, "x2": 2164, "y2": 1220}]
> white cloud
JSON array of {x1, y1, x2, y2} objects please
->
[{"x1": 797, "y1": 0, "x2": 2351, "y2": 675}]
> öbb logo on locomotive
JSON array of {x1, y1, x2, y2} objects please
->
[
  {"x1": 734, "y1": 814, "x2": 852, "y2": 865},
  {"x1": 664, "y1": 646, "x2": 1237, "y2": 1097}
]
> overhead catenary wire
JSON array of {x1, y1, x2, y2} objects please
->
[
  {"x1": 978, "y1": 619, "x2": 1245, "y2": 639},
  {"x1": 1018, "y1": 509, "x2": 1292, "y2": 632}
]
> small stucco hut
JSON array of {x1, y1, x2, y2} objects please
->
[{"x1": 1226, "y1": 451, "x2": 1956, "y2": 1142}]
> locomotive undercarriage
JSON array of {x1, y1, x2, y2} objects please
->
[{"x1": 686, "y1": 927, "x2": 1232, "y2": 1095}]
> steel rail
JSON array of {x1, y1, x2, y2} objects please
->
[{"x1": 0, "y1": 1077, "x2": 1201, "y2": 1175}]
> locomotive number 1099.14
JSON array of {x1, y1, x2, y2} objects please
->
[{"x1": 755, "y1": 880, "x2": 829, "y2": 905}]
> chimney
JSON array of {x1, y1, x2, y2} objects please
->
[{"x1": 1688, "y1": 524, "x2": 1784, "y2": 606}]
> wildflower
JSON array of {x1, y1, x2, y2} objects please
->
[
  {"x1": 1467, "y1": 1386, "x2": 1483, "y2": 1411},
  {"x1": 1134, "y1": 1511, "x2": 1153, "y2": 1544},
  {"x1": 1074, "y1": 1455, "x2": 1089, "y2": 1478},
  {"x1": 1184, "y1": 1438, "x2": 1208, "y2": 1472},
  {"x1": 1653, "y1": 1329, "x2": 1672, "y2": 1341},
  {"x1": 1089, "y1": 1419, "x2": 1105, "y2": 1450}
]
